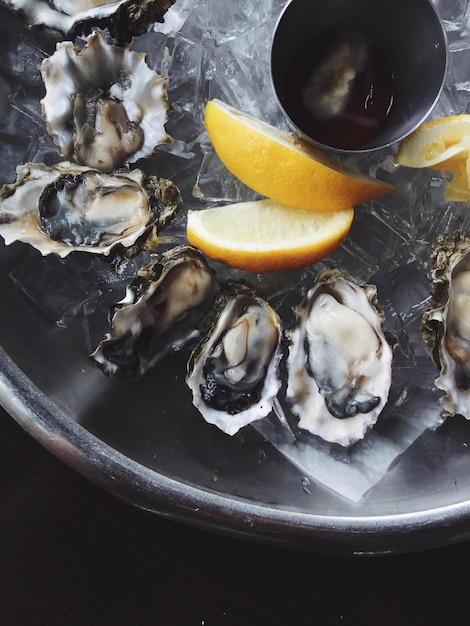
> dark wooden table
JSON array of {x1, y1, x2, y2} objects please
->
[{"x1": 0, "y1": 404, "x2": 469, "y2": 626}]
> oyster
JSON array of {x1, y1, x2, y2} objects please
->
[
  {"x1": 0, "y1": 161, "x2": 182, "y2": 257},
  {"x1": 3, "y1": 0, "x2": 175, "y2": 39},
  {"x1": 286, "y1": 268, "x2": 394, "y2": 447},
  {"x1": 186, "y1": 282, "x2": 284, "y2": 436},
  {"x1": 422, "y1": 230, "x2": 470, "y2": 418},
  {"x1": 41, "y1": 31, "x2": 171, "y2": 172},
  {"x1": 91, "y1": 246, "x2": 218, "y2": 380}
]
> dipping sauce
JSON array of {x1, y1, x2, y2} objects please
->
[{"x1": 282, "y1": 31, "x2": 395, "y2": 150}]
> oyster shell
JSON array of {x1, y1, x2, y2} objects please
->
[
  {"x1": 3, "y1": 0, "x2": 175, "y2": 39},
  {"x1": 186, "y1": 282, "x2": 284, "y2": 436},
  {"x1": 91, "y1": 245, "x2": 218, "y2": 380},
  {"x1": 41, "y1": 31, "x2": 171, "y2": 172},
  {"x1": 0, "y1": 161, "x2": 182, "y2": 257},
  {"x1": 286, "y1": 268, "x2": 394, "y2": 447},
  {"x1": 421, "y1": 230, "x2": 470, "y2": 418}
]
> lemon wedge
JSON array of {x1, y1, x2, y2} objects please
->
[
  {"x1": 396, "y1": 114, "x2": 470, "y2": 201},
  {"x1": 204, "y1": 99, "x2": 395, "y2": 212},
  {"x1": 187, "y1": 200, "x2": 354, "y2": 272}
]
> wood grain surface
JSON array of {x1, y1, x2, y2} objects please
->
[{"x1": 0, "y1": 406, "x2": 468, "y2": 626}]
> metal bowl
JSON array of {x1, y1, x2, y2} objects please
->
[{"x1": 271, "y1": 0, "x2": 448, "y2": 152}]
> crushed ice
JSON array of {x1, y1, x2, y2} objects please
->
[{"x1": 0, "y1": 0, "x2": 468, "y2": 501}]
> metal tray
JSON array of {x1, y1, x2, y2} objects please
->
[{"x1": 2, "y1": 0, "x2": 470, "y2": 555}]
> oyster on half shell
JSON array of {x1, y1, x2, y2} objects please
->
[
  {"x1": 286, "y1": 268, "x2": 395, "y2": 447},
  {"x1": 422, "y1": 230, "x2": 470, "y2": 419},
  {"x1": 91, "y1": 246, "x2": 218, "y2": 380},
  {"x1": 186, "y1": 282, "x2": 284, "y2": 436},
  {"x1": 41, "y1": 31, "x2": 171, "y2": 172},
  {"x1": 2, "y1": 0, "x2": 175, "y2": 39},
  {"x1": 0, "y1": 161, "x2": 182, "y2": 257}
]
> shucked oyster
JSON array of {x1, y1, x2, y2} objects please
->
[
  {"x1": 186, "y1": 282, "x2": 284, "y2": 436},
  {"x1": 2, "y1": 0, "x2": 175, "y2": 39},
  {"x1": 91, "y1": 246, "x2": 218, "y2": 380},
  {"x1": 41, "y1": 31, "x2": 171, "y2": 172},
  {"x1": 0, "y1": 161, "x2": 182, "y2": 257},
  {"x1": 422, "y1": 230, "x2": 470, "y2": 418},
  {"x1": 286, "y1": 268, "x2": 395, "y2": 447}
]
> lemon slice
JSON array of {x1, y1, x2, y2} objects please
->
[
  {"x1": 187, "y1": 200, "x2": 354, "y2": 272},
  {"x1": 204, "y1": 99, "x2": 395, "y2": 212},
  {"x1": 395, "y1": 114, "x2": 470, "y2": 201}
]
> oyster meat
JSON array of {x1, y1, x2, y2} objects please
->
[
  {"x1": 91, "y1": 245, "x2": 218, "y2": 380},
  {"x1": 2, "y1": 0, "x2": 175, "y2": 39},
  {"x1": 0, "y1": 161, "x2": 182, "y2": 257},
  {"x1": 422, "y1": 230, "x2": 470, "y2": 418},
  {"x1": 41, "y1": 31, "x2": 171, "y2": 172},
  {"x1": 286, "y1": 268, "x2": 394, "y2": 447},
  {"x1": 186, "y1": 282, "x2": 284, "y2": 436}
]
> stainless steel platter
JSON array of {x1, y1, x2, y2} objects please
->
[{"x1": 2, "y1": 0, "x2": 470, "y2": 555}]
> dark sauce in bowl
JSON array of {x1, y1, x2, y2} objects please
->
[{"x1": 282, "y1": 31, "x2": 395, "y2": 150}]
